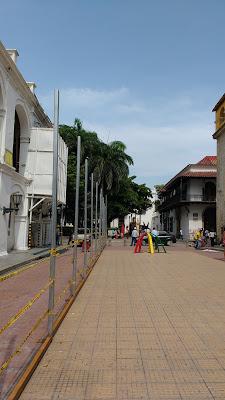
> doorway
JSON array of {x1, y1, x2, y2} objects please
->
[{"x1": 203, "y1": 207, "x2": 216, "y2": 231}]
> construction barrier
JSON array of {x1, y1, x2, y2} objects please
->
[{"x1": 0, "y1": 238, "x2": 107, "y2": 399}]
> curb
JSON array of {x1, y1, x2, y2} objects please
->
[{"x1": 0, "y1": 247, "x2": 68, "y2": 276}]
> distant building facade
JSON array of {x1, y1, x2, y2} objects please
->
[
  {"x1": 213, "y1": 94, "x2": 225, "y2": 241},
  {"x1": 123, "y1": 189, "x2": 157, "y2": 231},
  {"x1": 0, "y1": 42, "x2": 68, "y2": 255},
  {"x1": 110, "y1": 190, "x2": 157, "y2": 232},
  {"x1": 158, "y1": 157, "x2": 216, "y2": 240}
]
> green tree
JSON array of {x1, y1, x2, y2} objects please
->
[
  {"x1": 107, "y1": 176, "x2": 152, "y2": 222},
  {"x1": 59, "y1": 120, "x2": 152, "y2": 224},
  {"x1": 154, "y1": 184, "x2": 164, "y2": 195},
  {"x1": 93, "y1": 140, "x2": 133, "y2": 192},
  {"x1": 153, "y1": 184, "x2": 164, "y2": 211}
]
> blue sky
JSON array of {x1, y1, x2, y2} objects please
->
[{"x1": 1, "y1": 0, "x2": 224, "y2": 188}]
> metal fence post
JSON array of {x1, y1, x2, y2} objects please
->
[
  {"x1": 99, "y1": 188, "x2": 102, "y2": 250},
  {"x1": 105, "y1": 195, "x2": 108, "y2": 245},
  {"x1": 84, "y1": 158, "x2": 88, "y2": 273},
  {"x1": 90, "y1": 173, "x2": 94, "y2": 259},
  {"x1": 104, "y1": 199, "x2": 106, "y2": 246},
  {"x1": 48, "y1": 89, "x2": 59, "y2": 336},
  {"x1": 71, "y1": 135, "x2": 81, "y2": 296},
  {"x1": 104, "y1": 200, "x2": 107, "y2": 245},
  {"x1": 95, "y1": 182, "x2": 98, "y2": 254},
  {"x1": 102, "y1": 198, "x2": 105, "y2": 246}
]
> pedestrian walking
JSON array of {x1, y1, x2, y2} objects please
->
[
  {"x1": 130, "y1": 227, "x2": 138, "y2": 246},
  {"x1": 179, "y1": 228, "x2": 183, "y2": 240},
  {"x1": 204, "y1": 229, "x2": 209, "y2": 245},
  {"x1": 209, "y1": 230, "x2": 215, "y2": 247},
  {"x1": 56, "y1": 226, "x2": 61, "y2": 246}
]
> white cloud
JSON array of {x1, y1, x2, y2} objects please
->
[{"x1": 40, "y1": 86, "x2": 216, "y2": 188}]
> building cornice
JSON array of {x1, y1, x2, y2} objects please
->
[
  {"x1": 0, "y1": 41, "x2": 52, "y2": 128},
  {"x1": 0, "y1": 163, "x2": 32, "y2": 185},
  {"x1": 212, "y1": 123, "x2": 225, "y2": 139},
  {"x1": 212, "y1": 93, "x2": 225, "y2": 112}
]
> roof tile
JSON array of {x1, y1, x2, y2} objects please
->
[{"x1": 197, "y1": 156, "x2": 217, "y2": 166}]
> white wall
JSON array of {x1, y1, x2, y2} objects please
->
[
  {"x1": 180, "y1": 206, "x2": 190, "y2": 239},
  {"x1": 110, "y1": 218, "x2": 119, "y2": 228},
  {"x1": 151, "y1": 212, "x2": 161, "y2": 230},
  {"x1": 0, "y1": 168, "x2": 29, "y2": 254},
  {"x1": 0, "y1": 44, "x2": 68, "y2": 254},
  {"x1": 26, "y1": 128, "x2": 68, "y2": 203}
]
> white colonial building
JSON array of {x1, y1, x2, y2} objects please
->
[
  {"x1": 0, "y1": 42, "x2": 68, "y2": 255},
  {"x1": 123, "y1": 189, "x2": 157, "y2": 231},
  {"x1": 110, "y1": 190, "x2": 157, "y2": 233},
  {"x1": 158, "y1": 157, "x2": 216, "y2": 240}
]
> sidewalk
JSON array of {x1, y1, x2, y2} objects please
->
[
  {"x1": 0, "y1": 248, "x2": 51, "y2": 275},
  {"x1": 0, "y1": 238, "x2": 69, "y2": 275},
  {"x1": 20, "y1": 244, "x2": 225, "y2": 399}
]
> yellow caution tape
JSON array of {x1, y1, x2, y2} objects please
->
[
  {"x1": 54, "y1": 280, "x2": 72, "y2": 309},
  {"x1": 0, "y1": 308, "x2": 49, "y2": 374},
  {"x1": 0, "y1": 244, "x2": 74, "y2": 283},
  {"x1": 0, "y1": 255, "x2": 53, "y2": 283},
  {"x1": 0, "y1": 280, "x2": 53, "y2": 336},
  {"x1": 49, "y1": 248, "x2": 58, "y2": 256},
  {"x1": 0, "y1": 263, "x2": 39, "y2": 282}
]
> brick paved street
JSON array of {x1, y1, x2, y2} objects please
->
[
  {"x1": 19, "y1": 244, "x2": 225, "y2": 399},
  {"x1": 0, "y1": 246, "x2": 94, "y2": 398}
]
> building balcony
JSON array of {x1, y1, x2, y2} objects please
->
[
  {"x1": 185, "y1": 194, "x2": 216, "y2": 202},
  {"x1": 158, "y1": 193, "x2": 216, "y2": 211}
]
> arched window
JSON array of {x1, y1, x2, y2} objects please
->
[
  {"x1": 13, "y1": 104, "x2": 30, "y2": 175},
  {"x1": 203, "y1": 207, "x2": 216, "y2": 231},
  {"x1": 13, "y1": 110, "x2": 21, "y2": 172}
]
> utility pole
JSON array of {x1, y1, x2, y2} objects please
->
[
  {"x1": 90, "y1": 173, "x2": 94, "y2": 259},
  {"x1": 84, "y1": 158, "x2": 88, "y2": 273},
  {"x1": 48, "y1": 89, "x2": 59, "y2": 335},
  {"x1": 95, "y1": 182, "x2": 98, "y2": 254},
  {"x1": 71, "y1": 136, "x2": 81, "y2": 295}
]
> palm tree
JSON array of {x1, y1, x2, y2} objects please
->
[{"x1": 93, "y1": 140, "x2": 133, "y2": 193}]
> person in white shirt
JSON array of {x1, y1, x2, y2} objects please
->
[
  {"x1": 151, "y1": 227, "x2": 159, "y2": 237},
  {"x1": 130, "y1": 227, "x2": 138, "y2": 246},
  {"x1": 209, "y1": 231, "x2": 215, "y2": 247}
]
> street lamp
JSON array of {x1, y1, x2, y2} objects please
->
[{"x1": 2, "y1": 193, "x2": 23, "y2": 215}]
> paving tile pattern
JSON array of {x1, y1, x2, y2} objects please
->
[
  {"x1": 0, "y1": 246, "x2": 96, "y2": 398},
  {"x1": 20, "y1": 246, "x2": 225, "y2": 399}
]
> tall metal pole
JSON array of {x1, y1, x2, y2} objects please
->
[
  {"x1": 84, "y1": 158, "x2": 88, "y2": 273},
  {"x1": 90, "y1": 173, "x2": 94, "y2": 259},
  {"x1": 48, "y1": 89, "x2": 59, "y2": 335},
  {"x1": 101, "y1": 189, "x2": 104, "y2": 248},
  {"x1": 103, "y1": 198, "x2": 106, "y2": 245},
  {"x1": 71, "y1": 136, "x2": 81, "y2": 296},
  {"x1": 105, "y1": 195, "x2": 108, "y2": 245},
  {"x1": 99, "y1": 188, "x2": 102, "y2": 250},
  {"x1": 95, "y1": 182, "x2": 98, "y2": 254},
  {"x1": 102, "y1": 198, "x2": 105, "y2": 246}
]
